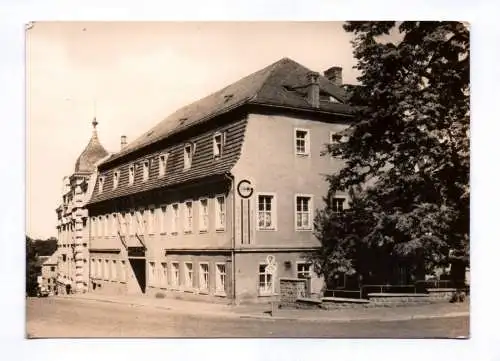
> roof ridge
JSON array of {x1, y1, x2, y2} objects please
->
[{"x1": 250, "y1": 57, "x2": 291, "y2": 101}]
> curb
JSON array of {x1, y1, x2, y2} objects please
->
[{"x1": 55, "y1": 295, "x2": 469, "y2": 323}]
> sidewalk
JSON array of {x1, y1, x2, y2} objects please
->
[{"x1": 57, "y1": 292, "x2": 469, "y2": 323}]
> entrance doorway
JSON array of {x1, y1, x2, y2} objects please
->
[{"x1": 129, "y1": 258, "x2": 146, "y2": 293}]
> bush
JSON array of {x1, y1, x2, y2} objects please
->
[{"x1": 450, "y1": 290, "x2": 466, "y2": 303}]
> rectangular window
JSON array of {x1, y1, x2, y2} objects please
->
[
  {"x1": 121, "y1": 260, "x2": 127, "y2": 282},
  {"x1": 113, "y1": 170, "x2": 120, "y2": 189},
  {"x1": 137, "y1": 209, "x2": 145, "y2": 236},
  {"x1": 158, "y1": 153, "x2": 168, "y2": 177},
  {"x1": 297, "y1": 262, "x2": 311, "y2": 279},
  {"x1": 161, "y1": 262, "x2": 168, "y2": 287},
  {"x1": 149, "y1": 262, "x2": 155, "y2": 286},
  {"x1": 171, "y1": 262, "x2": 180, "y2": 288},
  {"x1": 148, "y1": 207, "x2": 155, "y2": 235},
  {"x1": 199, "y1": 263, "x2": 209, "y2": 292},
  {"x1": 295, "y1": 128, "x2": 310, "y2": 155},
  {"x1": 128, "y1": 165, "x2": 135, "y2": 185},
  {"x1": 160, "y1": 205, "x2": 167, "y2": 234},
  {"x1": 259, "y1": 264, "x2": 275, "y2": 295},
  {"x1": 184, "y1": 262, "x2": 193, "y2": 288},
  {"x1": 97, "y1": 259, "x2": 102, "y2": 278},
  {"x1": 104, "y1": 214, "x2": 109, "y2": 237},
  {"x1": 98, "y1": 216, "x2": 104, "y2": 237},
  {"x1": 295, "y1": 195, "x2": 313, "y2": 230},
  {"x1": 184, "y1": 201, "x2": 193, "y2": 233},
  {"x1": 330, "y1": 197, "x2": 345, "y2": 215},
  {"x1": 184, "y1": 143, "x2": 194, "y2": 170},
  {"x1": 257, "y1": 194, "x2": 276, "y2": 230},
  {"x1": 213, "y1": 132, "x2": 223, "y2": 159},
  {"x1": 199, "y1": 198, "x2": 209, "y2": 232},
  {"x1": 91, "y1": 258, "x2": 95, "y2": 277},
  {"x1": 129, "y1": 210, "x2": 136, "y2": 236},
  {"x1": 98, "y1": 176, "x2": 105, "y2": 193},
  {"x1": 215, "y1": 196, "x2": 226, "y2": 231},
  {"x1": 143, "y1": 160, "x2": 150, "y2": 182},
  {"x1": 171, "y1": 204, "x2": 179, "y2": 235},
  {"x1": 215, "y1": 263, "x2": 226, "y2": 295},
  {"x1": 111, "y1": 260, "x2": 117, "y2": 280},
  {"x1": 104, "y1": 259, "x2": 109, "y2": 280}
]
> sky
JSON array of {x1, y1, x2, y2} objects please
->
[{"x1": 26, "y1": 21, "x2": 362, "y2": 239}]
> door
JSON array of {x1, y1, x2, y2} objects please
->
[{"x1": 129, "y1": 258, "x2": 146, "y2": 293}]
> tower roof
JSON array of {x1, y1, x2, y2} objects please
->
[{"x1": 74, "y1": 118, "x2": 109, "y2": 174}]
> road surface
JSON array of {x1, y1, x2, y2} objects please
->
[{"x1": 26, "y1": 297, "x2": 468, "y2": 338}]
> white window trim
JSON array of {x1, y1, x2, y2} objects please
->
[
  {"x1": 159, "y1": 204, "x2": 167, "y2": 235},
  {"x1": 160, "y1": 262, "x2": 168, "y2": 288},
  {"x1": 213, "y1": 132, "x2": 224, "y2": 159},
  {"x1": 294, "y1": 194, "x2": 314, "y2": 231},
  {"x1": 294, "y1": 128, "x2": 310, "y2": 156},
  {"x1": 170, "y1": 262, "x2": 180, "y2": 289},
  {"x1": 128, "y1": 165, "x2": 135, "y2": 185},
  {"x1": 111, "y1": 260, "x2": 117, "y2": 281},
  {"x1": 330, "y1": 196, "x2": 346, "y2": 215},
  {"x1": 171, "y1": 203, "x2": 179, "y2": 235},
  {"x1": 296, "y1": 261, "x2": 312, "y2": 279},
  {"x1": 256, "y1": 192, "x2": 278, "y2": 231},
  {"x1": 158, "y1": 153, "x2": 169, "y2": 178},
  {"x1": 113, "y1": 170, "x2": 120, "y2": 189},
  {"x1": 142, "y1": 160, "x2": 150, "y2": 182},
  {"x1": 148, "y1": 261, "x2": 156, "y2": 287},
  {"x1": 198, "y1": 262, "x2": 210, "y2": 293},
  {"x1": 214, "y1": 194, "x2": 226, "y2": 231},
  {"x1": 183, "y1": 262, "x2": 194, "y2": 290},
  {"x1": 137, "y1": 207, "x2": 145, "y2": 236},
  {"x1": 198, "y1": 198, "x2": 209, "y2": 233},
  {"x1": 98, "y1": 176, "x2": 105, "y2": 194},
  {"x1": 184, "y1": 200, "x2": 194, "y2": 234},
  {"x1": 183, "y1": 143, "x2": 195, "y2": 170},
  {"x1": 258, "y1": 263, "x2": 277, "y2": 296},
  {"x1": 215, "y1": 262, "x2": 227, "y2": 296},
  {"x1": 147, "y1": 205, "x2": 156, "y2": 235}
]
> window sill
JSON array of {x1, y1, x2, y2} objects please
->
[
  {"x1": 159, "y1": 232, "x2": 167, "y2": 236},
  {"x1": 184, "y1": 231, "x2": 193, "y2": 235},
  {"x1": 258, "y1": 293, "x2": 278, "y2": 298},
  {"x1": 199, "y1": 230, "x2": 208, "y2": 234},
  {"x1": 183, "y1": 289, "x2": 195, "y2": 293},
  {"x1": 257, "y1": 228, "x2": 277, "y2": 232},
  {"x1": 295, "y1": 153, "x2": 310, "y2": 157},
  {"x1": 295, "y1": 228, "x2": 313, "y2": 232},
  {"x1": 198, "y1": 290, "x2": 209, "y2": 295},
  {"x1": 214, "y1": 292, "x2": 227, "y2": 297},
  {"x1": 171, "y1": 232, "x2": 178, "y2": 236},
  {"x1": 215, "y1": 228, "x2": 225, "y2": 233}
]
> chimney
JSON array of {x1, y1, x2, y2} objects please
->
[
  {"x1": 120, "y1": 135, "x2": 127, "y2": 149},
  {"x1": 324, "y1": 66, "x2": 343, "y2": 86},
  {"x1": 306, "y1": 71, "x2": 320, "y2": 108}
]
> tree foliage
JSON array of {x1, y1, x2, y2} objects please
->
[
  {"x1": 312, "y1": 22, "x2": 469, "y2": 286},
  {"x1": 26, "y1": 236, "x2": 39, "y2": 296}
]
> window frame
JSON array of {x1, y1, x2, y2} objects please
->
[
  {"x1": 142, "y1": 159, "x2": 150, "y2": 182},
  {"x1": 258, "y1": 263, "x2": 276, "y2": 296},
  {"x1": 170, "y1": 262, "x2": 180, "y2": 289},
  {"x1": 330, "y1": 196, "x2": 346, "y2": 216},
  {"x1": 184, "y1": 200, "x2": 194, "y2": 234},
  {"x1": 158, "y1": 152, "x2": 169, "y2": 178},
  {"x1": 256, "y1": 192, "x2": 278, "y2": 231},
  {"x1": 171, "y1": 203, "x2": 179, "y2": 235},
  {"x1": 183, "y1": 262, "x2": 194, "y2": 290},
  {"x1": 160, "y1": 262, "x2": 168, "y2": 288},
  {"x1": 147, "y1": 205, "x2": 155, "y2": 235},
  {"x1": 128, "y1": 165, "x2": 135, "y2": 185},
  {"x1": 198, "y1": 198, "x2": 209, "y2": 233},
  {"x1": 296, "y1": 261, "x2": 312, "y2": 279},
  {"x1": 183, "y1": 143, "x2": 195, "y2": 170},
  {"x1": 98, "y1": 176, "x2": 105, "y2": 194},
  {"x1": 159, "y1": 204, "x2": 167, "y2": 235},
  {"x1": 295, "y1": 194, "x2": 314, "y2": 231},
  {"x1": 215, "y1": 262, "x2": 226, "y2": 296},
  {"x1": 148, "y1": 261, "x2": 156, "y2": 287},
  {"x1": 294, "y1": 128, "x2": 310, "y2": 156},
  {"x1": 215, "y1": 195, "x2": 226, "y2": 231},
  {"x1": 198, "y1": 262, "x2": 210, "y2": 293},
  {"x1": 213, "y1": 132, "x2": 224, "y2": 160},
  {"x1": 112, "y1": 170, "x2": 120, "y2": 189}
]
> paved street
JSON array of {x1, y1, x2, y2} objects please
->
[{"x1": 26, "y1": 297, "x2": 468, "y2": 338}]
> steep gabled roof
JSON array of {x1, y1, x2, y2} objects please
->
[{"x1": 103, "y1": 57, "x2": 352, "y2": 166}]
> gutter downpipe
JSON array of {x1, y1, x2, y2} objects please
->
[{"x1": 224, "y1": 172, "x2": 237, "y2": 305}]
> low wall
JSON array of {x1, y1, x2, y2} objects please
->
[
  {"x1": 427, "y1": 288, "x2": 456, "y2": 301},
  {"x1": 368, "y1": 293, "x2": 430, "y2": 305},
  {"x1": 321, "y1": 297, "x2": 370, "y2": 310},
  {"x1": 279, "y1": 278, "x2": 307, "y2": 307}
]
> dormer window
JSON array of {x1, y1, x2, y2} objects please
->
[
  {"x1": 128, "y1": 165, "x2": 135, "y2": 185},
  {"x1": 184, "y1": 143, "x2": 195, "y2": 170},
  {"x1": 113, "y1": 170, "x2": 120, "y2": 189},
  {"x1": 142, "y1": 160, "x2": 150, "y2": 182},
  {"x1": 158, "y1": 153, "x2": 168, "y2": 177},
  {"x1": 98, "y1": 176, "x2": 105, "y2": 194},
  {"x1": 213, "y1": 132, "x2": 224, "y2": 159}
]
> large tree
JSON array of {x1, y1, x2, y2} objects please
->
[{"x1": 312, "y1": 21, "x2": 469, "y2": 287}]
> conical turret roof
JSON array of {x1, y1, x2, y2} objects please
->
[{"x1": 74, "y1": 118, "x2": 109, "y2": 173}]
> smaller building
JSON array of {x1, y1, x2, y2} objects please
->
[{"x1": 40, "y1": 253, "x2": 59, "y2": 294}]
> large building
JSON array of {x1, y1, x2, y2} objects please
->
[
  {"x1": 64, "y1": 58, "x2": 354, "y2": 303},
  {"x1": 55, "y1": 119, "x2": 110, "y2": 294}
]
